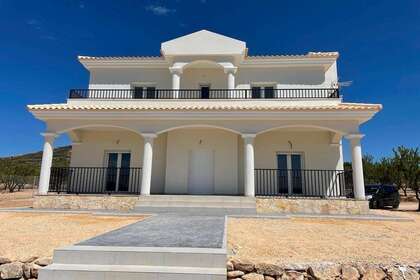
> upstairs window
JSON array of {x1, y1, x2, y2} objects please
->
[
  {"x1": 251, "y1": 85, "x2": 276, "y2": 99},
  {"x1": 133, "y1": 85, "x2": 156, "y2": 99}
]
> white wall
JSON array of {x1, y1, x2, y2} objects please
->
[
  {"x1": 70, "y1": 130, "x2": 144, "y2": 167},
  {"x1": 86, "y1": 64, "x2": 337, "y2": 91},
  {"x1": 181, "y1": 67, "x2": 227, "y2": 89},
  {"x1": 70, "y1": 129, "x2": 167, "y2": 193},
  {"x1": 254, "y1": 129, "x2": 343, "y2": 170},
  {"x1": 164, "y1": 128, "x2": 239, "y2": 195}
]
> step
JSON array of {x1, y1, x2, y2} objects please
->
[
  {"x1": 53, "y1": 245, "x2": 226, "y2": 268},
  {"x1": 132, "y1": 206, "x2": 257, "y2": 215},
  {"x1": 135, "y1": 200, "x2": 256, "y2": 208},
  {"x1": 137, "y1": 195, "x2": 256, "y2": 203},
  {"x1": 39, "y1": 264, "x2": 226, "y2": 280}
]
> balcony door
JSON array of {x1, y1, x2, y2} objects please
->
[
  {"x1": 277, "y1": 153, "x2": 303, "y2": 195},
  {"x1": 105, "y1": 152, "x2": 131, "y2": 192},
  {"x1": 200, "y1": 85, "x2": 210, "y2": 99}
]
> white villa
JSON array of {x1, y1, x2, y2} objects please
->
[{"x1": 28, "y1": 30, "x2": 381, "y2": 213}]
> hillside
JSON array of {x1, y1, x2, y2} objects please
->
[{"x1": 0, "y1": 146, "x2": 72, "y2": 172}]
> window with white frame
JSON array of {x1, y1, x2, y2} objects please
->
[
  {"x1": 251, "y1": 84, "x2": 276, "y2": 99},
  {"x1": 131, "y1": 83, "x2": 157, "y2": 99}
]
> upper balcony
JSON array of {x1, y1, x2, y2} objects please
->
[{"x1": 68, "y1": 88, "x2": 340, "y2": 100}]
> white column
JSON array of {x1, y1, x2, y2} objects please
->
[
  {"x1": 224, "y1": 67, "x2": 237, "y2": 90},
  {"x1": 38, "y1": 132, "x2": 57, "y2": 195},
  {"x1": 346, "y1": 134, "x2": 365, "y2": 200},
  {"x1": 169, "y1": 67, "x2": 182, "y2": 99},
  {"x1": 242, "y1": 134, "x2": 256, "y2": 197},
  {"x1": 140, "y1": 133, "x2": 157, "y2": 195}
]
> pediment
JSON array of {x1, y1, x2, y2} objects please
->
[{"x1": 161, "y1": 30, "x2": 246, "y2": 56}]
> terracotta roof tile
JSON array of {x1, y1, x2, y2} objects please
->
[{"x1": 27, "y1": 102, "x2": 382, "y2": 112}]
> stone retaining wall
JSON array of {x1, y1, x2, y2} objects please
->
[
  {"x1": 0, "y1": 257, "x2": 52, "y2": 279},
  {"x1": 33, "y1": 194, "x2": 138, "y2": 211},
  {"x1": 227, "y1": 259, "x2": 420, "y2": 280},
  {"x1": 257, "y1": 198, "x2": 370, "y2": 215}
]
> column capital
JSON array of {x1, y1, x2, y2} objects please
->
[
  {"x1": 41, "y1": 132, "x2": 58, "y2": 141},
  {"x1": 345, "y1": 134, "x2": 365, "y2": 140},
  {"x1": 169, "y1": 67, "x2": 183, "y2": 75},
  {"x1": 223, "y1": 66, "x2": 237, "y2": 74},
  {"x1": 141, "y1": 133, "x2": 158, "y2": 139},
  {"x1": 241, "y1": 133, "x2": 256, "y2": 139}
]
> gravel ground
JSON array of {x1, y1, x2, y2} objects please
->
[
  {"x1": 0, "y1": 189, "x2": 35, "y2": 208},
  {"x1": 228, "y1": 202, "x2": 420, "y2": 265},
  {"x1": 0, "y1": 212, "x2": 144, "y2": 261}
]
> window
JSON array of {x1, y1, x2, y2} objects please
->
[
  {"x1": 251, "y1": 87, "x2": 261, "y2": 98},
  {"x1": 251, "y1": 85, "x2": 276, "y2": 99},
  {"x1": 146, "y1": 87, "x2": 156, "y2": 99},
  {"x1": 132, "y1": 84, "x2": 156, "y2": 99},
  {"x1": 134, "y1": 87, "x2": 143, "y2": 99}
]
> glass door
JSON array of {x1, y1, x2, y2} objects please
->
[
  {"x1": 277, "y1": 153, "x2": 303, "y2": 195},
  {"x1": 105, "y1": 152, "x2": 131, "y2": 192},
  {"x1": 200, "y1": 85, "x2": 210, "y2": 99},
  {"x1": 276, "y1": 154, "x2": 289, "y2": 194},
  {"x1": 291, "y1": 154, "x2": 303, "y2": 194}
]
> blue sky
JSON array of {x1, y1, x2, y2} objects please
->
[{"x1": 0, "y1": 0, "x2": 419, "y2": 160}]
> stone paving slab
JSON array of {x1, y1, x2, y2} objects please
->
[{"x1": 78, "y1": 214, "x2": 226, "y2": 248}]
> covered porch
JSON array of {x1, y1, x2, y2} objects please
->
[{"x1": 40, "y1": 123, "x2": 364, "y2": 200}]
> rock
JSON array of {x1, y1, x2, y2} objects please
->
[
  {"x1": 242, "y1": 272, "x2": 265, "y2": 280},
  {"x1": 31, "y1": 264, "x2": 42, "y2": 278},
  {"x1": 399, "y1": 266, "x2": 419, "y2": 280},
  {"x1": 227, "y1": 260, "x2": 234, "y2": 271},
  {"x1": 264, "y1": 276, "x2": 276, "y2": 280},
  {"x1": 35, "y1": 257, "x2": 52, "y2": 266},
  {"x1": 283, "y1": 264, "x2": 309, "y2": 272},
  {"x1": 228, "y1": 270, "x2": 245, "y2": 278},
  {"x1": 341, "y1": 264, "x2": 360, "y2": 280},
  {"x1": 361, "y1": 265, "x2": 386, "y2": 280},
  {"x1": 231, "y1": 259, "x2": 255, "y2": 272},
  {"x1": 308, "y1": 263, "x2": 341, "y2": 280},
  {"x1": 0, "y1": 257, "x2": 12, "y2": 265},
  {"x1": 255, "y1": 263, "x2": 284, "y2": 277},
  {"x1": 20, "y1": 256, "x2": 38, "y2": 263},
  {"x1": 22, "y1": 263, "x2": 32, "y2": 279},
  {"x1": 0, "y1": 262, "x2": 24, "y2": 279},
  {"x1": 281, "y1": 270, "x2": 305, "y2": 280}
]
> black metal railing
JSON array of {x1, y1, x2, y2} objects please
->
[
  {"x1": 255, "y1": 169, "x2": 353, "y2": 198},
  {"x1": 69, "y1": 88, "x2": 339, "y2": 100},
  {"x1": 49, "y1": 167, "x2": 142, "y2": 194}
]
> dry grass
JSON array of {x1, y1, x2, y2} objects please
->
[
  {"x1": 0, "y1": 189, "x2": 35, "y2": 208},
  {"x1": 0, "y1": 212, "x2": 145, "y2": 261},
  {"x1": 228, "y1": 202, "x2": 420, "y2": 265}
]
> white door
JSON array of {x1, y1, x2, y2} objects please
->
[{"x1": 188, "y1": 149, "x2": 214, "y2": 194}]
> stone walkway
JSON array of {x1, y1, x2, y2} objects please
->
[{"x1": 78, "y1": 214, "x2": 226, "y2": 248}]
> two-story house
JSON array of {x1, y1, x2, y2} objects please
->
[{"x1": 28, "y1": 30, "x2": 381, "y2": 214}]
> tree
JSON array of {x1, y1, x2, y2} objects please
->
[
  {"x1": 0, "y1": 160, "x2": 37, "y2": 192},
  {"x1": 392, "y1": 146, "x2": 420, "y2": 211}
]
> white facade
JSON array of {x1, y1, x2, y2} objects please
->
[{"x1": 28, "y1": 30, "x2": 381, "y2": 199}]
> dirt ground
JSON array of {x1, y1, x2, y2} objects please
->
[
  {"x1": 0, "y1": 212, "x2": 144, "y2": 261},
  {"x1": 0, "y1": 189, "x2": 35, "y2": 208},
  {"x1": 228, "y1": 202, "x2": 420, "y2": 265}
]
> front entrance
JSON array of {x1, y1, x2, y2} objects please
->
[
  {"x1": 105, "y1": 152, "x2": 131, "y2": 192},
  {"x1": 277, "y1": 153, "x2": 303, "y2": 195},
  {"x1": 188, "y1": 149, "x2": 214, "y2": 194}
]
